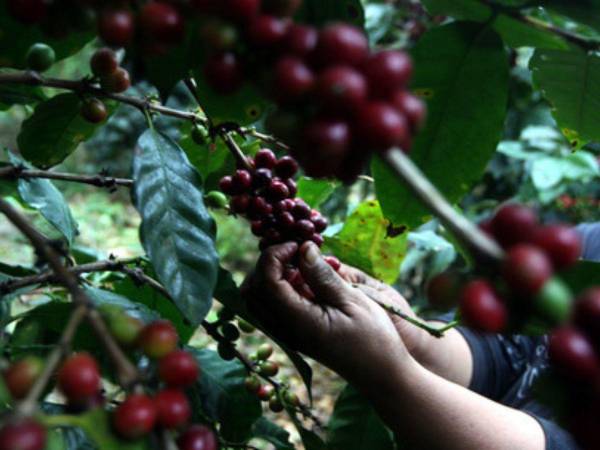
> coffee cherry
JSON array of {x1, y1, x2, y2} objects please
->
[
  {"x1": 274, "y1": 198, "x2": 295, "y2": 213},
  {"x1": 25, "y1": 43, "x2": 55, "y2": 72},
  {"x1": 459, "y1": 280, "x2": 507, "y2": 333},
  {"x1": 113, "y1": 394, "x2": 157, "y2": 440},
  {"x1": 238, "y1": 318, "x2": 256, "y2": 333},
  {"x1": 80, "y1": 98, "x2": 108, "y2": 124},
  {"x1": 391, "y1": 91, "x2": 426, "y2": 131},
  {"x1": 90, "y1": 48, "x2": 118, "y2": 78},
  {"x1": 154, "y1": 389, "x2": 191, "y2": 429},
  {"x1": 99, "y1": 305, "x2": 143, "y2": 347},
  {"x1": 230, "y1": 194, "x2": 250, "y2": 214},
  {"x1": 218, "y1": 342, "x2": 237, "y2": 361},
  {"x1": 312, "y1": 215, "x2": 328, "y2": 233},
  {"x1": 257, "y1": 384, "x2": 275, "y2": 400},
  {"x1": 274, "y1": 56, "x2": 315, "y2": 102},
  {"x1": 292, "y1": 200, "x2": 311, "y2": 220},
  {"x1": 258, "y1": 360, "x2": 279, "y2": 377},
  {"x1": 159, "y1": 350, "x2": 200, "y2": 387},
  {"x1": 269, "y1": 397, "x2": 284, "y2": 412},
  {"x1": 199, "y1": 19, "x2": 238, "y2": 52},
  {"x1": 244, "y1": 376, "x2": 261, "y2": 393},
  {"x1": 262, "y1": 0, "x2": 302, "y2": 16},
  {"x1": 97, "y1": 9, "x2": 135, "y2": 47},
  {"x1": 283, "y1": 390, "x2": 300, "y2": 406},
  {"x1": 205, "y1": 191, "x2": 228, "y2": 209},
  {"x1": 204, "y1": 52, "x2": 244, "y2": 94},
  {"x1": 276, "y1": 211, "x2": 295, "y2": 230},
  {"x1": 549, "y1": 327, "x2": 600, "y2": 383},
  {"x1": 252, "y1": 168, "x2": 273, "y2": 189},
  {"x1": 302, "y1": 119, "x2": 351, "y2": 176},
  {"x1": 285, "y1": 178, "x2": 297, "y2": 197},
  {"x1": 532, "y1": 225, "x2": 581, "y2": 270},
  {"x1": 251, "y1": 220, "x2": 265, "y2": 236},
  {"x1": 274, "y1": 156, "x2": 298, "y2": 178},
  {"x1": 248, "y1": 196, "x2": 273, "y2": 219},
  {"x1": 232, "y1": 170, "x2": 253, "y2": 192},
  {"x1": 426, "y1": 272, "x2": 462, "y2": 310},
  {"x1": 247, "y1": 15, "x2": 290, "y2": 48},
  {"x1": 285, "y1": 24, "x2": 318, "y2": 56},
  {"x1": 315, "y1": 23, "x2": 368, "y2": 66},
  {"x1": 139, "y1": 2, "x2": 185, "y2": 45},
  {"x1": 221, "y1": 323, "x2": 241, "y2": 341},
  {"x1": 8, "y1": 0, "x2": 47, "y2": 24},
  {"x1": 316, "y1": 65, "x2": 368, "y2": 113},
  {"x1": 294, "y1": 219, "x2": 315, "y2": 240},
  {"x1": 503, "y1": 244, "x2": 553, "y2": 295},
  {"x1": 100, "y1": 67, "x2": 131, "y2": 93},
  {"x1": 223, "y1": 0, "x2": 261, "y2": 22},
  {"x1": 267, "y1": 179, "x2": 290, "y2": 201},
  {"x1": 363, "y1": 50, "x2": 413, "y2": 97},
  {"x1": 177, "y1": 425, "x2": 218, "y2": 450},
  {"x1": 0, "y1": 419, "x2": 46, "y2": 450},
  {"x1": 310, "y1": 233, "x2": 324, "y2": 246},
  {"x1": 138, "y1": 320, "x2": 178, "y2": 359},
  {"x1": 219, "y1": 175, "x2": 235, "y2": 195},
  {"x1": 324, "y1": 255, "x2": 341, "y2": 272},
  {"x1": 356, "y1": 102, "x2": 409, "y2": 152},
  {"x1": 256, "y1": 343, "x2": 274, "y2": 360},
  {"x1": 534, "y1": 277, "x2": 572, "y2": 326},
  {"x1": 255, "y1": 149, "x2": 277, "y2": 169},
  {"x1": 490, "y1": 204, "x2": 538, "y2": 248},
  {"x1": 574, "y1": 288, "x2": 600, "y2": 343},
  {"x1": 57, "y1": 353, "x2": 101, "y2": 403},
  {"x1": 3, "y1": 356, "x2": 44, "y2": 400}
]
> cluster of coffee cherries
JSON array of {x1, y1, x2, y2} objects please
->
[
  {"x1": 0, "y1": 309, "x2": 217, "y2": 450},
  {"x1": 428, "y1": 203, "x2": 581, "y2": 333}
]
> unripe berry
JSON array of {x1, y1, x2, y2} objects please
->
[
  {"x1": 356, "y1": 102, "x2": 409, "y2": 152},
  {"x1": 283, "y1": 390, "x2": 300, "y2": 406},
  {"x1": 80, "y1": 98, "x2": 108, "y2": 124},
  {"x1": 532, "y1": 225, "x2": 581, "y2": 270},
  {"x1": 490, "y1": 204, "x2": 538, "y2": 248},
  {"x1": 0, "y1": 419, "x2": 46, "y2": 450},
  {"x1": 221, "y1": 323, "x2": 241, "y2": 341},
  {"x1": 139, "y1": 2, "x2": 185, "y2": 45},
  {"x1": 100, "y1": 67, "x2": 131, "y2": 93},
  {"x1": 533, "y1": 277, "x2": 572, "y2": 326},
  {"x1": 285, "y1": 24, "x2": 318, "y2": 56},
  {"x1": 200, "y1": 19, "x2": 239, "y2": 52},
  {"x1": 238, "y1": 318, "x2": 256, "y2": 333},
  {"x1": 324, "y1": 255, "x2": 341, "y2": 272},
  {"x1": 255, "y1": 149, "x2": 277, "y2": 169},
  {"x1": 57, "y1": 353, "x2": 101, "y2": 403},
  {"x1": 205, "y1": 191, "x2": 229, "y2": 209},
  {"x1": 204, "y1": 52, "x2": 244, "y2": 95},
  {"x1": 274, "y1": 156, "x2": 298, "y2": 178},
  {"x1": 363, "y1": 50, "x2": 413, "y2": 97},
  {"x1": 391, "y1": 91, "x2": 426, "y2": 131},
  {"x1": 574, "y1": 288, "x2": 600, "y2": 343},
  {"x1": 113, "y1": 394, "x2": 157, "y2": 440},
  {"x1": 218, "y1": 342, "x2": 237, "y2": 361},
  {"x1": 459, "y1": 280, "x2": 507, "y2": 333},
  {"x1": 549, "y1": 327, "x2": 600, "y2": 383},
  {"x1": 138, "y1": 320, "x2": 178, "y2": 359},
  {"x1": 154, "y1": 389, "x2": 191, "y2": 429},
  {"x1": 159, "y1": 350, "x2": 200, "y2": 387},
  {"x1": 256, "y1": 343, "x2": 274, "y2": 360},
  {"x1": 426, "y1": 272, "x2": 462, "y2": 310},
  {"x1": 258, "y1": 360, "x2": 279, "y2": 377},
  {"x1": 97, "y1": 9, "x2": 135, "y2": 47},
  {"x1": 247, "y1": 15, "x2": 290, "y2": 48},
  {"x1": 25, "y1": 43, "x2": 55, "y2": 72},
  {"x1": 3, "y1": 356, "x2": 44, "y2": 400},
  {"x1": 316, "y1": 65, "x2": 368, "y2": 113},
  {"x1": 8, "y1": 0, "x2": 47, "y2": 24},
  {"x1": 503, "y1": 244, "x2": 553, "y2": 295},
  {"x1": 274, "y1": 56, "x2": 315, "y2": 102},
  {"x1": 177, "y1": 425, "x2": 218, "y2": 450},
  {"x1": 315, "y1": 23, "x2": 368, "y2": 67},
  {"x1": 90, "y1": 48, "x2": 118, "y2": 78},
  {"x1": 257, "y1": 384, "x2": 275, "y2": 400},
  {"x1": 244, "y1": 376, "x2": 261, "y2": 393},
  {"x1": 269, "y1": 396, "x2": 284, "y2": 412}
]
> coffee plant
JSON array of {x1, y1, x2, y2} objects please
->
[{"x1": 0, "y1": 0, "x2": 599, "y2": 449}]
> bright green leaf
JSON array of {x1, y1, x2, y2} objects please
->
[{"x1": 296, "y1": 177, "x2": 338, "y2": 208}]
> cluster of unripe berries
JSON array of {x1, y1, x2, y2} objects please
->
[{"x1": 428, "y1": 203, "x2": 582, "y2": 333}]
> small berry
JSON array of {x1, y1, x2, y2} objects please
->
[
  {"x1": 255, "y1": 149, "x2": 277, "y2": 169},
  {"x1": 138, "y1": 320, "x2": 178, "y2": 359},
  {"x1": 316, "y1": 65, "x2": 368, "y2": 113},
  {"x1": 90, "y1": 48, "x2": 118, "y2": 78},
  {"x1": 283, "y1": 390, "x2": 300, "y2": 406},
  {"x1": 459, "y1": 280, "x2": 507, "y2": 333},
  {"x1": 294, "y1": 219, "x2": 315, "y2": 240},
  {"x1": 267, "y1": 179, "x2": 290, "y2": 201},
  {"x1": 230, "y1": 194, "x2": 251, "y2": 214},
  {"x1": 274, "y1": 56, "x2": 315, "y2": 102},
  {"x1": 218, "y1": 342, "x2": 237, "y2": 361},
  {"x1": 310, "y1": 233, "x2": 324, "y2": 246},
  {"x1": 25, "y1": 43, "x2": 55, "y2": 72},
  {"x1": 205, "y1": 191, "x2": 229, "y2": 209},
  {"x1": 100, "y1": 67, "x2": 131, "y2": 93},
  {"x1": 248, "y1": 196, "x2": 273, "y2": 219},
  {"x1": 275, "y1": 156, "x2": 298, "y2": 178},
  {"x1": 257, "y1": 384, "x2": 275, "y2": 400},
  {"x1": 276, "y1": 211, "x2": 295, "y2": 230},
  {"x1": 247, "y1": 15, "x2": 290, "y2": 48},
  {"x1": 269, "y1": 397, "x2": 284, "y2": 412},
  {"x1": 256, "y1": 343, "x2": 274, "y2": 360},
  {"x1": 238, "y1": 318, "x2": 256, "y2": 333},
  {"x1": 549, "y1": 327, "x2": 600, "y2": 383},
  {"x1": 204, "y1": 52, "x2": 244, "y2": 94},
  {"x1": 251, "y1": 220, "x2": 265, "y2": 236},
  {"x1": 139, "y1": 2, "x2": 185, "y2": 45},
  {"x1": 534, "y1": 277, "x2": 572, "y2": 325},
  {"x1": 292, "y1": 200, "x2": 311, "y2": 220},
  {"x1": 199, "y1": 19, "x2": 239, "y2": 51},
  {"x1": 231, "y1": 170, "x2": 253, "y2": 193},
  {"x1": 258, "y1": 360, "x2": 279, "y2": 377},
  {"x1": 113, "y1": 394, "x2": 157, "y2": 440},
  {"x1": 221, "y1": 323, "x2": 241, "y2": 341},
  {"x1": 391, "y1": 91, "x2": 426, "y2": 131},
  {"x1": 3, "y1": 356, "x2": 44, "y2": 400},
  {"x1": 177, "y1": 425, "x2": 218, "y2": 450},
  {"x1": 57, "y1": 353, "x2": 101, "y2": 403},
  {"x1": 244, "y1": 376, "x2": 261, "y2": 393},
  {"x1": 312, "y1": 215, "x2": 328, "y2": 233},
  {"x1": 154, "y1": 389, "x2": 191, "y2": 429},
  {"x1": 274, "y1": 198, "x2": 295, "y2": 213},
  {"x1": 324, "y1": 256, "x2": 341, "y2": 272},
  {"x1": 80, "y1": 98, "x2": 108, "y2": 124},
  {"x1": 356, "y1": 102, "x2": 409, "y2": 152},
  {"x1": 159, "y1": 350, "x2": 200, "y2": 387},
  {"x1": 0, "y1": 419, "x2": 46, "y2": 450},
  {"x1": 532, "y1": 225, "x2": 581, "y2": 270},
  {"x1": 490, "y1": 204, "x2": 538, "y2": 248},
  {"x1": 285, "y1": 178, "x2": 297, "y2": 197},
  {"x1": 97, "y1": 9, "x2": 135, "y2": 47},
  {"x1": 99, "y1": 305, "x2": 143, "y2": 347},
  {"x1": 363, "y1": 50, "x2": 413, "y2": 97},
  {"x1": 302, "y1": 119, "x2": 351, "y2": 176},
  {"x1": 285, "y1": 24, "x2": 318, "y2": 57},
  {"x1": 219, "y1": 176, "x2": 235, "y2": 195},
  {"x1": 252, "y1": 168, "x2": 273, "y2": 188},
  {"x1": 503, "y1": 244, "x2": 553, "y2": 295},
  {"x1": 7, "y1": 0, "x2": 47, "y2": 24},
  {"x1": 315, "y1": 23, "x2": 368, "y2": 66},
  {"x1": 574, "y1": 288, "x2": 600, "y2": 343}
]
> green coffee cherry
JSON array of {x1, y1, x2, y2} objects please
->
[
  {"x1": 534, "y1": 277, "x2": 572, "y2": 326},
  {"x1": 283, "y1": 390, "x2": 300, "y2": 407},
  {"x1": 258, "y1": 360, "x2": 279, "y2": 377},
  {"x1": 256, "y1": 343, "x2": 273, "y2": 361},
  {"x1": 237, "y1": 318, "x2": 255, "y2": 333},
  {"x1": 204, "y1": 191, "x2": 228, "y2": 209},
  {"x1": 244, "y1": 376, "x2": 261, "y2": 394},
  {"x1": 26, "y1": 43, "x2": 55, "y2": 72},
  {"x1": 221, "y1": 323, "x2": 240, "y2": 342}
]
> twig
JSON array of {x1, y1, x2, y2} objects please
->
[
  {"x1": 0, "y1": 199, "x2": 139, "y2": 388},
  {"x1": 0, "y1": 165, "x2": 133, "y2": 189},
  {"x1": 382, "y1": 149, "x2": 504, "y2": 264},
  {"x1": 240, "y1": 127, "x2": 290, "y2": 152}
]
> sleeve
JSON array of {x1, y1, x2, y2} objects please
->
[
  {"x1": 527, "y1": 414, "x2": 581, "y2": 450},
  {"x1": 576, "y1": 222, "x2": 600, "y2": 262}
]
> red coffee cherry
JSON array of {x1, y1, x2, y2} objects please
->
[
  {"x1": 222, "y1": 0, "x2": 261, "y2": 22},
  {"x1": 57, "y1": 353, "x2": 101, "y2": 403},
  {"x1": 80, "y1": 98, "x2": 108, "y2": 124},
  {"x1": 199, "y1": 19, "x2": 239, "y2": 52},
  {"x1": 138, "y1": 320, "x2": 178, "y2": 359},
  {"x1": 532, "y1": 225, "x2": 581, "y2": 270},
  {"x1": 247, "y1": 15, "x2": 290, "y2": 48},
  {"x1": 549, "y1": 327, "x2": 600, "y2": 383},
  {"x1": 258, "y1": 360, "x2": 279, "y2": 377},
  {"x1": 391, "y1": 91, "x2": 426, "y2": 131},
  {"x1": 257, "y1": 384, "x2": 275, "y2": 400},
  {"x1": 285, "y1": 24, "x2": 318, "y2": 57},
  {"x1": 274, "y1": 156, "x2": 298, "y2": 178},
  {"x1": 356, "y1": 102, "x2": 409, "y2": 152},
  {"x1": 139, "y1": 2, "x2": 185, "y2": 45},
  {"x1": 231, "y1": 169, "x2": 253, "y2": 193},
  {"x1": 159, "y1": 350, "x2": 200, "y2": 387},
  {"x1": 302, "y1": 119, "x2": 351, "y2": 173},
  {"x1": 315, "y1": 23, "x2": 369, "y2": 66},
  {"x1": 248, "y1": 196, "x2": 273, "y2": 219},
  {"x1": 294, "y1": 219, "x2": 315, "y2": 240},
  {"x1": 363, "y1": 50, "x2": 413, "y2": 97},
  {"x1": 244, "y1": 376, "x2": 261, "y2": 393},
  {"x1": 503, "y1": 244, "x2": 553, "y2": 295},
  {"x1": 310, "y1": 233, "x2": 324, "y2": 246},
  {"x1": 113, "y1": 394, "x2": 157, "y2": 440},
  {"x1": 267, "y1": 179, "x2": 290, "y2": 201},
  {"x1": 252, "y1": 168, "x2": 273, "y2": 189},
  {"x1": 316, "y1": 65, "x2": 368, "y2": 113},
  {"x1": 324, "y1": 255, "x2": 341, "y2": 271},
  {"x1": 574, "y1": 288, "x2": 600, "y2": 343},
  {"x1": 3, "y1": 356, "x2": 44, "y2": 400},
  {"x1": 90, "y1": 48, "x2": 118, "y2": 78},
  {"x1": 262, "y1": 0, "x2": 302, "y2": 17},
  {"x1": 100, "y1": 67, "x2": 131, "y2": 93},
  {"x1": 255, "y1": 149, "x2": 277, "y2": 169},
  {"x1": 427, "y1": 271, "x2": 462, "y2": 310},
  {"x1": 285, "y1": 178, "x2": 297, "y2": 197},
  {"x1": 97, "y1": 9, "x2": 135, "y2": 47},
  {"x1": 7, "y1": 0, "x2": 46, "y2": 24},
  {"x1": 274, "y1": 56, "x2": 315, "y2": 102},
  {"x1": 219, "y1": 175, "x2": 235, "y2": 195},
  {"x1": 154, "y1": 389, "x2": 191, "y2": 429},
  {"x1": 0, "y1": 419, "x2": 46, "y2": 450},
  {"x1": 204, "y1": 52, "x2": 244, "y2": 94},
  {"x1": 291, "y1": 200, "x2": 311, "y2": 220},
  {"x1": 490, "y1": 203, "x2": 538, "y2": 248},
  {"x1": 459, "y1": 280, "x2": 507, "y2": 333},
  {"x1": 230, "y1": 194, "x2": 250, "y2": 214},
  {"x1": 177, "y1": 425, "x2": 218, "y2": 450},
  {"x1": 311, "y1": 215, "x2": 328, "y2": 233}
]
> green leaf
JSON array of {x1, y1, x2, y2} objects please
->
[
  {"x1": 324, "y1": 200, "x2": 408, "y2": 284},
  {"x1": 188, "y1": 348, "x2": 261, "y2": 443},
  {"x1": 17, "y1": 93, "x2": 111, "y2": 168},
  {"x1": 560, "y1": 261, "x2": 600, "y2": 294},
  {"x1": 296, "y1": 177, "x2": 338, "y2": 208},
  {"x1": 327, "y1": 385, "x2": 395, "y2": 450},
  {"x1": 132, "y1": 129, "x2": 219, "y2": 325},
  {"x1": 83, "y1": 286, "x2": 160, "y2": 324},
  {"x1": 530, "y1": 49, "x2": 600, "y2": 148},
  {"x1": 252, "y1": 418, "x2": 295, "y2": 450},
  {"x1": 9, "y1": 154, "x2": 78, "y2": 244},
  {"x1": 296, "y1": 0, "x2": 364, "y2": 27},
  {"x1": 0, "y1": 69, "x2": 46, "y2": 110},
  {"x1": 373, "y1": 22, "x2": 509, "y2": 229}
]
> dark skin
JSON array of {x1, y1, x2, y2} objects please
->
[{"x1": 243, "y1": 241, "x2": 545, "y2": 450}]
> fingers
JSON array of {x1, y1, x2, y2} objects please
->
[{"x1": 298, "y1": 242, "x2": 350, "y2": 306}]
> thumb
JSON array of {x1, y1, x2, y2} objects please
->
[{"x1": 298, "y1": 242, "x2": 349, "y2": 306}]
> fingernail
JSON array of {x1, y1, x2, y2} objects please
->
[{"x1": 304, "y1": 242, "x2": 320, "y2": 265}]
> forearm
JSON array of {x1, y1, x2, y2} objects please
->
[{"x1": 355, "y1": 358, "x2": 545, "y2": 450}]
